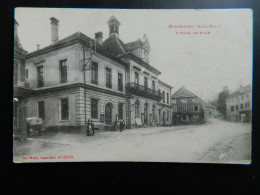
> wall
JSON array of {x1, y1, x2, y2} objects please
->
[
  {"x1": 78, "y1": 46, "x2": 126, "y2": 94},
  {"x1": 128, "y1": 96, "x2": 158, "y2": 127},
  {"x1": 158, "y1": 83, "x2": 171, "y2": 105},
  {"x1": 75, "y1": 87, "x2": 126, "y2": 126},
  {"x1": 25, "y1": 43, "x2": 81, "y2": 89},
  {"x1": 129, "y1": 60, "x2": 159, "y2": 90},
  {"x1": 226, "y1": 91, "x2": 252, "y2": 122},
  {"x1": 22, "y1": 87, "x2": 78, "y2": 129}
]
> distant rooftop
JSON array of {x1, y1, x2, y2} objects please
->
[
  {"x1": 172, "y1": 87, "x2": 198, "y2": 99},
  {"x1": 229, "y1": 85, "x2": 252, "y2": 97}
]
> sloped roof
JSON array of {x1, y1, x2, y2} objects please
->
[
  {"x1": 102, "y1": 35, "x2": 126, "y2": 56},
  {"x1": 25, "y1": 32, "x2": 128, "y2": 67},
  {"x1": 229, "y1": 85, "x2": 252, "y2": 97},
  {"x1": 124, "y1": 40, "x2": 143, "y2": 51},
  {"x1": 172, "y1": 87, "x2": 198, "y2": 98}
]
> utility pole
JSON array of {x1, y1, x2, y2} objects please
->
[{"x1": 81, "y1": 40, "x2": 96, "y2": 135}]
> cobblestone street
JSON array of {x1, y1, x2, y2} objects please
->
[{"x1": 13, "y1": 118, "x2": 251, "y2": 164}]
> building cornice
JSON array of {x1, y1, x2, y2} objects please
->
[
  {"x1": 28, "y1": 83, "x2": 127, "y2": 98},
  {"x1": 159, "y1": 79, "x2": 173, "y2": 89},
  {"x1": 25, "y1": 32, "x2": 128, "y2": 68},
  {"x1": 119, "y1": 53, "x2": 161, "y2": 75}
]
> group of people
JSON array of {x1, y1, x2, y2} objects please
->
[
  {"x1": 86, "y1": 119, "x2": 126, "y2": 136},
  {"x1": 113, "y1": 120, "x2": 125, "y2": 132}
]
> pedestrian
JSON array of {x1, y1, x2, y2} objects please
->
[
  {"x1": 91, "y1": 120, "x2": 95, "y2": 135},
  {"x1": 120, "y1": 120, "x2": 125, "y2": 132},
  {"x1": 86, "y1": 119, "x2": 92, "y2": 136},
  {"x1": 113, "y1": 120, "x2": 118, "y2": 131}
]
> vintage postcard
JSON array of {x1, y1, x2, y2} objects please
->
[{"x1": 13, "y1": 8, "x2": 252, "y2": 163}]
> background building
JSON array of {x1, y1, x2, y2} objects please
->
[
  {"x1": 226, "y1": 85, "x2": 252, "y2": 122},
  {"x1": 204, "y1": 102, "x2": 218, "y2": 118},
  {"x1": 171, "y1": 87, "x2": 205, "y2": 124},
  {"x1": 13, "y1": 19, "x2": 33, "y2": 134},
  {"x1": 157, "y1": 80, "x2": 173, "y2": 126}
]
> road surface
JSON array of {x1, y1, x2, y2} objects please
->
[{"x1": 13, "y1": 118, "x2": 251, "y2": 164}]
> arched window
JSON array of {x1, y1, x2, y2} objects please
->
[{"x1": 135, "y1": 100, "x2": 139, "y2": 118}]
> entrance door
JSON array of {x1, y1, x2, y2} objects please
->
[
  {"x1": 105, "y1": 103, "x2": 113, "y2": 125},
  {"x1": 144, "y1": 103, "x2": 148, "y2": 124}
]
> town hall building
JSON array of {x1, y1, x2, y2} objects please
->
[{"x1": 14, "y1": 15, "x2": 173, "y2": 133}]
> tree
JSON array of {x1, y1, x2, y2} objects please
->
[{"x1": 217, "y1": 86, "x2": 230, "y2": 119}]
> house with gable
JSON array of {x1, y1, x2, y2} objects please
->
[{"x1": 171, "y1": 87, "x2": 205, "y2": 124}]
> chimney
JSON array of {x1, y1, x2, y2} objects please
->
[
  {"x1": 37, "y1": 44, "x2": 40, "y2": 50},
  {"x1": 50, "y1": 17, "x2": 59, "y2": 44},
  {"x1": 95, "y1": 32, "x2": 103, "y2": 46}
]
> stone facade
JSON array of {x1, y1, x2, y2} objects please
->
[{"x1": 17, "y1": 16, "x2": 174, "y2": 132}]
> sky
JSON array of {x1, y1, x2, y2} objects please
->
[{"x1": 14, "y1": 8, "x2": 252, "y2": 101}]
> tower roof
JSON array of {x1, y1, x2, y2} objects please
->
[
  {"x1": 107, "y1": 15, "x2": 121, "y2": 25},
  {"x1": 102, "y1": 35, "x2": 126, "y2": 56}
]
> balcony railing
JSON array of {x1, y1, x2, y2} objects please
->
[{"x1": 126, "y1": 82, "x2": 162, "y2": 101}]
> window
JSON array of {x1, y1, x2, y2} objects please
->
[
  {"x1": 106, "y1": 67, "x2": 112, "y2": 88},
  {"x1": 172, "y1": 106, "x2": 177, "y2": 112},
  {"x1": 181, "y1": 99, "x2": 187, "y2": 103},
  {"x1": 134, "y1": 72, "x2": 139, "y2": 85},
  {"x1": 193, "y1": 105, "x2": 199, "y2": 112},
  {"x1": 240, "y1": 104, "x2": 244, "y2": 109},
  {"x1": 248, "y1": 102, "x2": 250, "y2": 107},
  {"x1": 183, "y1": 106, "x2": 187, "y2": 112},
  {"x1": 152, "y1": 81, "x2": 155, "y2": 91},
  {"x1": 118, "y1": 73, "x2": 123, "y2": 91},
  {"x1": 144, "y1": 77, "x2": 148, "y2": 90},
  {"x1": 135, "y1": 100, "x2": 139, "y2": 118},
  {"x1": 37, "y1": 66, "x2": 44, "y2": 87},
  {"x1": 60, "y1": 98, "x2": 69, "y2": 120},
  {"x1": 241, "y1": 95, "x2": 244, "y2": 101},
  {"x1": 152, "y1": 105, "x2": 156, "y2": 121},
  {"x1": 172, "y1": 99, "x2": 176, "y2": 104},
  {"x1": 60, "y1": 59, "x2": 67, "y2": 83},
  {"x1": 91, "y1": 99, "x2": 98, "y2": 119},
  {"x1": 167, "y1": 93, "x2": 169, "y2": 104},
  {"x1": 247, "y1": 94, "x2": 249, "y2": 99},
  {"x1": 38, "y1": 101, "x2": 45, "y2": 121},
  {"x1": 167, "y1": 111, "x2": 169, "y2": 121},
  {"x1": 26, "y1": 69, "x2": 29, "y2": 79},
  {"x1": 91, "y1": 61, "x2": 98, "y2": 84},
  {"x1": 118, "y1": 103, "x2": 123, "y2": 119},
  {"x1": 231, "y1": 106, "x2": 235, "y2": 112},
  {"x1": 235, "y1": 105, "x2": 239, "y2": 111},
  {"x1": 163, "y1": 91, "x2": 165, "y2": 103},
  {"x1": 192, "y1": 98, "x2": 198, "y2": 103}
]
